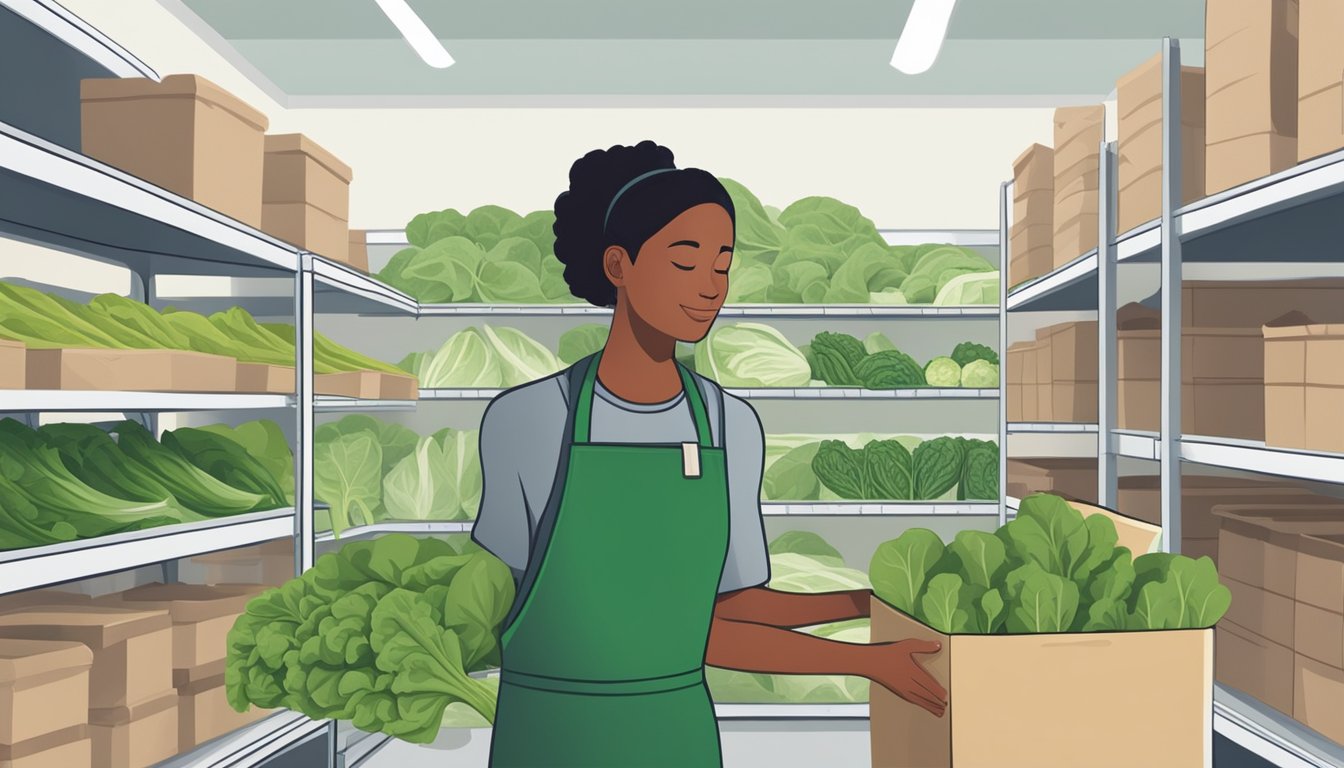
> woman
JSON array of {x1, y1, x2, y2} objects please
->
[{"x1": 473, "y1": 141, "x2": 947, "y2": 768}]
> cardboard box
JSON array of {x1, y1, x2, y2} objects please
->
[
  {"x1": 1294, "y1": 603, "x2": 1343, "y2": 668},
  {"x1": 110, "y1": 584, "x2": 260, "y2": 675},
  {"x1": 315, "y1": 370, "x2": 380, "y2": 398},
  {"x1": 1071, "y1": 499, "x2": 1165, "y2": 556},
  {"x1": 1053, "y1": 106, "x2": 1106, "y2": 180},
  {"x1": 1006, "y1": 384, "x2": 1023, "y2": 422},
  {"x1": 1012, "y1": 144, "x2": 1054, "y2": 197},
  {"x1": 379, "y1": 373, "x2": 419, "y2": 400},
  {"x1": 1265, "y1": 383, "x2": 1307, "y2": 447},
  {"x1": 1020, "y1": 344, "x2": 1038, "y2": 386},
  {"x1": 0, "y1": 606, "x2": 171, "y2": 710},
  {"x1": 1008, "y1": 224, "x2": 1052, "y2": 280},
  {"x1": 235, "y1": 363, "x2": 294, "y2": 394},
  {"x1": 80, "y1": 75, "x2": 268, "y2": 227},
  {"x1": 176, "y1": 676, "x2": 269, "y2": 752},
  {"x1": 1005, "y1": 344, "x2": 1028, "y2": 385},
  {"x1": 347, "y1": 230, "x2": 370, "y2": 273},
  {"x1": 1035, "y1": 381, "x2": 1053, "y2": 422},
  {"x1": 1052, "y1": 213, "x2": 1098, "y2": 268},
  {"x1": 187, "y1": 540, "x2": 294, "y2": 587},
  {"x1": 1020, "y1": 384, "x2": 1038, "y2": 421},
  {"x1": 1206, "y1": 132, "x2": 1300, "y2": 194},
  {"x1": 1299, "y1": 84, "x2": 1344, "y2": 163},
  {"x1": 1216, "y1": 620, "x2": 1295, "y2": 715},
  {"x1": 1117, "y1": 477, "x2": 1325, "y2": 535},
  {"x1": 262, "y1": 202, "x2": 348, "y2": 263},
  {"x1": 0, "y1": 727, "x2": 91, "y2": 768},
  {"x1": 1225, "y1": 577, "x2": 1295, "y2": 648},
  {"x1": 0, "y1": 640, "x2": 92, "y2": 746},
  {"x1": 1046, "y1": 321, "x2": 1099, "y2": 383},
  {"x1": 26, "y1": 349, "x2": 237, "y2": 393},
  {"x1": 1214, "y1": 505, "x2": 1344, "y2": 598},
  {"x1": 1052, "y1": 106, "x2": 1104, "y2": 262},
  {"x1": 1116, "y1": 54, "x2": 1207, "y2": 234},
  {"x1": 88, "y1": 692, "x2": 177, "y2": 768},
  {"x1": 1304, "y1": 386, "x2": 1344, "y2": 452},
  {"x1": 1205, "y1": 0, "x2": 1299, "y2": 151},
  {"x1": 261, "y1": 133, "x2": 351, "y2": 220},
  {"x1": 1051, "y1": 381, "x2": 1098, "y2": 422},
  {"x1": 1296, "y1": 533, "x2": 1344, "y2": 612},
  {"x1": 1294, "y1": 654, "x2": 1344, "y2": 743},
  {"x1": 870, "y1": 596, "x2": 1210, "y2": 768},
  {"x1": 1183, "y1": 279, "x2": 1344, "y2": 328},
  {"x1": 0, "y1": 340, "x2": 24, "y2": 389},
  {"x1": 1183, "y1": 537, "x2": 1220, "y2": 563},
  {"x1": 1006, "y1": 460, "x2": 1098, "y2": 506}
]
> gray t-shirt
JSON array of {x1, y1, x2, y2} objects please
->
[{"x1": 471, "y1": 369, "x2": 771, "y2": 594}]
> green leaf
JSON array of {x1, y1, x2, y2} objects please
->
[
  {"x1": 912, "y1": 437, "x2": 964, "y2": 500},
  {"x1": 1071, "y1": 513, "x2": 1120, "y2": 583},
  {"x1": 949, "y1": 529, "x2": 1007, "y2": 590},
  {"x1": 1017, "y1": 492, "x2": 1089, "y2": 577},
  {"x1": 314, "y1": 432, "x2": 382, "y2": 537},
  {"x1": 557, "y1": 324, "x2": 609, "y2": 365},
  {"x1": 763, "y1": 442, "x2": 822, "y2": 502},
  {"x1": 418, "y1": 328, "x2": 504, "y2": 388},
  {"x1": 920, "y1": 572, "x2": 968, "y2": 634},
  {"x1": 979, "y1": 588, "x2": 1006, "y2": 634},
  {"x1": 481, "y1": 324, "x2": 563, "y2": 387},
  {"x1": 1005, "y1": 563, "x2": 1079, "y2": 633},
  {"x1": 869, "y1": 528, "x2": 945, "y2": 614},
  {"x1": 861, "y1": 439, "x2": 913, "y2": 501},
  {"x1": 382, "y1": 436, "x2": 459, "y2": 522},
  {"x1": 1127, "y1": 580, "x2": 1182, "y2": 630},
  {"x1": 768, "y1": 531, "x2": 844, "y2": 566}
]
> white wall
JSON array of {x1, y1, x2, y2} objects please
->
[{"x1": 60, "y1": 0, "x2": 1069, "y2": 231}]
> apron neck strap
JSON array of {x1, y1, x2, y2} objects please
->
[{"x1": 572, "y1": 351, "x2": 713, "y2": 448}]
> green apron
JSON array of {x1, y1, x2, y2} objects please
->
[{"x1": 490, "y1": 352, "x2": 731, "y2": 768}]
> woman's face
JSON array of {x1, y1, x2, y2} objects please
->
[{"x1": 606, "y1": 203, "x2": 734, "y2": 343}]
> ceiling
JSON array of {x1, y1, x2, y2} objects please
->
[{"x1": 162, "y1": 0, "x2": 1206, "y2": 106}]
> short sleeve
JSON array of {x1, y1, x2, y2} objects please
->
[
  {"x1": 718, "y1": 393, "x2": 770, "y2": 593},
  {"x1": 470, "y1": 396, "x2": 533, "y2": 579}
]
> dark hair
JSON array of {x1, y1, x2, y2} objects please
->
[{"x1": 553, "y1": 141, "x2": 736, "y2": 307}]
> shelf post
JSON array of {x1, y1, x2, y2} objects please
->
[
  {"x1": 999, "y1": 181, "x2": 1010, "y2": 527},
  {"x1": 1159, "y1": 38, "x2": 1184, "y2": 554},
  {"x1": 295, "y1": 254, "x2": 316, "y2": 575},
  {"x1": 1098, "y1": 141, "x2": 1118, "y2": 507}
]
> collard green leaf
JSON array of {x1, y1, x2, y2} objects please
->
[
  {"x1": 862, "y1": 439, "x2": 913, "y2": 500},
  {"x1": 919, "y1": 572, "x2": 968, "y2": 634},
  {"x1": 812, "y1": 440, "x2": 865, "y2": 499},
  {"x1": 1017, "y1": 492, "x2": 1089, "y2": 577},
  {"x1": 949, "y1": 529, "x2": 1007, "y2": 590},
  {"x1": 912, "y1": 436, "x2": 963, "y2": 500},
  {"x1": 869, "y1": 528, "x2": 945, "y2": 614},
  {"x1": 1004, "y1": 562, "x2": 1079, "y2": 633},
  {"x1": 314, "y1": 432, "x2": 382, "y2": 537},
  {"x1": 979, "y1": 588, "x2": 1006, "y2": 634}
]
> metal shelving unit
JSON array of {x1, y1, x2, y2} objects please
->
[
  {"x1": 155, "y1": 711, "x2": 332, "y2": 768},
  {"x1": 0, "y1": 390, "x2": 293, "y2": 412},
  {"x1": 413, "y1": 387, "x2": 999, "y2": 401},
  {"x1": 1000, "y1": 36, "x2": 1344, "y2": 764}
]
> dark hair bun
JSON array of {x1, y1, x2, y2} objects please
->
[{"x1": 553, "y1": 141, "x2": 676, "y2": 306}]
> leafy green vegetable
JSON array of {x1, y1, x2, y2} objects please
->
[
  {"x1": 419, "y1": 329, "x2": 504, "y2": 388},
  {"x1": 912, "y1": 437, "x2": 964, "y2": 500},
  {"x1": 432, "y1": 428, "x2": 482, "y2": 520},
  {"x1": 951, "y1": 342, "x2": 999, "y2": 367},
  {"x1": 811, "y1": 441, "x2": 865, "y2": 499},
  {"x1": 161, "y1": 427, "x2": 290, "y2": 510},
  {"x1": 862, "y1": 439, "x2": 913, "y2": 500},
  {"x1": 769, "y1": 553, "x2": 870, "y2": 593},
  {"x1": 948, "y1": 530, "x2": 1007, "y2": 590},
  {"x1": 1004, "y1": 563, "x2": 1079, "y2": 633},
  {"x1": 809, "y1": 332, "x2": 867, "y2": 386},
  {"x1": 923, "y1": 356, "x2": 962, "y2": 388},
  {"x1": 959, "y1": 441, "x2": 999, "y2": 501},
  {"x1": 870, "y1": 529, "x2": 945, "y2": 615},
  {"x1": 0, "y1": 282, "x2": 128, "y2": 349},
  {"x1": 112, "y1": 421, "x2": 268, "y2": 516},
  {"x1": 314, "y1": 432, "x2": 382, "y2": 537},
  {"x1": 763, "y1": 442, "x2": 822, "y2": 501},
  {"x1": 718, "y1": 178, "x2": 785, "y2": 265},
  {"x1": 855, "y1": 350, "x2": 925, "y2": 389},
  {"x1": 863, "y1": 332, "x2": 896, "y2": 355},
  {"x1": 960, "y1": 360, "x2": 1000, "y2": 388},
  {"x1": 768, "y1": 530, "x2": 844, "y2": 566},
  {"x1": 197, "y1": 421, "x2": 294, "y2": 503},
  {"x1": 934, "y1": 271, "x2": 1000, "y2": 306},
  {"x1": 382, "y1": 437, "x2": 456, "y2": 521},
  {"x1": 557, "y1": 324, "x2": 609, "y2": 365},
  {"x1": 694, "y1": 323, "x2": 811, "y2": 388},
  {"x1": 481, "y1": 325, "x2": 563, "y2": 387},
  {"x1": 921, "y1": 572, "x2": 969, "y2": 633}
]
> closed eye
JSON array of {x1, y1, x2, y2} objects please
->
[
  {"x1": 713, "y1": 268, "x2": 730, "y2": 275},
  {"x1": 672, "y1": 262, "x2": 695, "y2": 271}
]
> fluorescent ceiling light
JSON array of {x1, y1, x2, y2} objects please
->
[
  {"x1": 891, "y1": 0, "x2": 958, "y2": 75},
  {"x1": 374, "y1": 0, "x2": 454, "y2": 68}
]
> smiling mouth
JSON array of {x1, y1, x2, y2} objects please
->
[{"x1": 680, "y1": 305, "x2": 719, "y2": 322}]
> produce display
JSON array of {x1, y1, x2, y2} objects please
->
[
  {"x1": 0, "y1": 281, "x2": 405, "y2": 379},
  {"x1": 0, "y1": 417, "x2": 292, "y2": 550},
  {"x1": 375, "y1": 183, "x2": 1000, "y2": 307},
  {"x1": 315, "y1": 416, "x2": 480, "y2": 536},
  {"x1": 707, "y1": 531, "x2": 871, "y2": 704},
  {"x1": 764, "y1": 434, "x2": 999, "y2": 502},
  {"x1": 869, "y1": 493, "x2": 1232, "y2": 634},
  {"x1": 225, "y1": 534, "x2": 514, "y2": 744},
  {"x1": 403, "y1": 322, "x2": 997, "y2": 391}
]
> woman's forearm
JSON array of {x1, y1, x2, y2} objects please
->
[
  {"x1": 704, "y1": 616, "x2": 871, "y2": 676},
  {"x1": 714, "y1": 586, "x2": 869, "y2": 628}
]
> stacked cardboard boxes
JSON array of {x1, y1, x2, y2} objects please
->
[
  {"x1": 110, "y1": 585, "x2": 269, "y2": 752},
  {"x1": 1213, "y1": 506, "x2": 1344, "y2": 743},
  {"x1": 1040, "y1": 321, "x2": 1098, "y2": 422},
  {"x1": 185, "y1": 540, "x2": 294, "y2": 587},
  {"x1": 1297, "y1": 0, "x2": 1344, "y2": 161},
  {"x1": 0, "y1": 606, "x2": 176, "y2": 768},
  {"x1": 1005, "y1": 341, "x2": 1033, "y2": 421},
  {"x1": 1006, "y1": 458, "x2": 1098, "y2": 503},
  {"x1": 1052, "y1": 106, "x2": 1105, "y2": 267},
  {"x1": 0, "y1": 640, "x2": 93, "y2": 768},
  {"x1": 0, "y1": 340, "x2": 24, "y2": 389},
  {"x1": 80, "y1": 75, "x2": 269, "y2": 227},
  {"x1": 1117, "y1": 475, "x2": 1335, "y2": 564},
  {"x1": 1263, "y1": 322, "x2": 1344, "y2": 453},
  {"x1": 1183, "y1": 279, "x2": 1344, "y2": 328},
  {"x1": 1205, "y1": 0, "x2": 1300, "y2": 194},
  {"x1": 1116, "y1": 53, "x2": 1207, "y2": 235},
  {"x1": 262, "y1": 134, "x2": 354, "y2": 264},
  {"x1": 1009, "y1": 144, "x2": 1054, "y2": 287},
  {"x1": 346, "y1": 230, "x2": 371, "y2": 273},
  {"x1": 1116, "y1": 302, "x2": 1268, "y2": 439}
]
